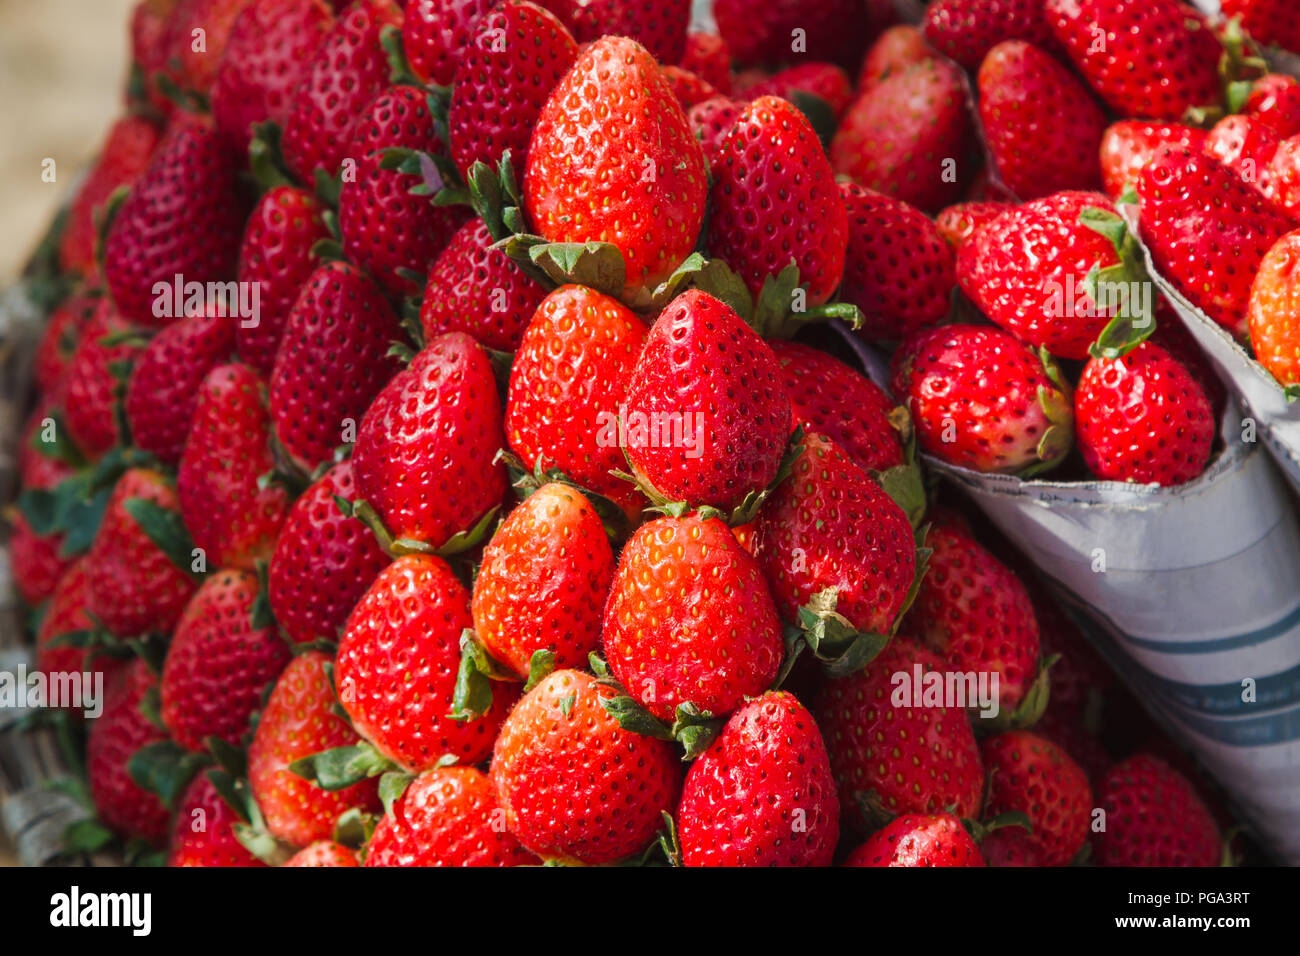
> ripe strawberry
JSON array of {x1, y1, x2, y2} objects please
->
[
  {"x1": 981, "y1": 730, "x2": 1092, "y2": 866},
  {"x1": 419, "y1": 218, "x2": 548, "y2": 352},
  {"x1": 815, "y1": 638, "x2": 985, "y2": 828},
  {"x1": 267, "y1": 460, "x2": 389, "y2": 645},
  {"x1": 283, "y1": 841, "x2": 359, "y2": 866},
  {"x1": 978, "y1": 827, "x2": 1042, "y2": 867},
  {"x1": 935, "y1": 201, "x2": 1015, "y2": 250},
  {"x1": 505, "y1": 285, "x2": 648, "y2": 518},
  {"x1": 905, "y1": 520, "x2": 1040, "y2": 714},
  {"x1": 269, "y1": 261, "x2": 402, "y2": 472},
  {"x1": 353, "y1": 333, "x2": 506, "y2": 548},
  {"x1": 679, "y1": 30, "x2": 731, "y2": 94},
  {"x1": 1075, "y1": 341, "x2": 1214, "y2": 486},
  {"x1": 402, "y1": 0, "x2": 492, "y2": 87},
  {"x1": 281, "y1": 0, "x2": 405, "y2": 184},
  {"x1": 1094, "y1": 754, "x2": 1221, "y2": 866},
  {"x1": 178, "y1": 363, "x2": 289, "y2": 570},
  {"x1": 33, "y1": 291, "x2": 96, "y2": 398},
  {"x1": 677, "y1": 692, "x2": 839, "y2": 867},
  {"x1": 336, "y1": 555, "x2": 516, "y2": 771},
  {"x1": 160, "y1": 569, "x2": 291, "y2": 751},
  {"x1": 85, "y1": 468, "x2": 198, "y2": 638},
  {"x1": 472, "y1": 482, "x2": 614, "y2": 678},
  {"x1": 662, "y1": 65, "x2": 720, "y2": 111},
  {"x1": 1245, "y1": 74, "x2": 1300, "y2": 139},
  {"x1": 745, "y1": 63, "x2": 853, "y2": 120},
  {"x1": 604, "y1": 513, "x2": 783, "y2": 721},
  {"x1": 63, "y1": 299, "x2": 144, "y2": 459},
  {"x1": 210, "y1": 0, "x2": 335, "y2": 153},
  {"x1": 235, "y1": 186, "x2": 330, "y2": 376},
  {"x1": 757, "y1": 433, "x2": 915, "y2": 634},
  {"x1": 1205, "y1": 115, "x2": 1281, "y2": 194},
  {"x1": 840, "y1": 182, "x2": 955, "y2": 341},
  {"x1": 534, "y1": 0, "x2": 690, "y2": 65},
  {"x1": 1221, "y1": 0, "x2": 1300, "y2": 54},
  {"x1": 1044, "y1": 0, "x2": 1222, "y2": 122},
  {"x1": 524, "y1": 36, "x2": 707, "y2": 301},
  {"x1": 1263, "y1": 135, "x2": 1300, "y2": 219},
  {"x1": 978, "y1": 41, "x2": 1105, "y2": 200},
  {"x1": 858, "y1": 24, "x2": 931, "y2": 90},
  {"x1": 686, "y1": 95, "x2": 744, "y2": 173},
  {"x1": 831, "y1": 59, "x2": 973, "y2": 214},
  {"x1": 844, "y1": 813, "x2": 985, "y2": 867},
  {"x1": 365, "y1": 766, "x2": 538, "y2": 866},
  {"x1": 34, "y1": 558, "x2": 97, "y2": 679},
  {"x1": 125, "y1": 307, "x2": 235, "y2": 464},
  {"x1": 891, "y1": 324, "x2": 1074, "y2": 475},
  {"x1": 87, "y1": 660, "x2": 171, "y2": 847},
  {"x1": 713, "y1": 0, "x2": 871, "y2": 70},
  {"x1": 1099, "y1": 121, "x2": 1207, "y2": 200},
  {"x1": 168, "y1": 774, "x2": 267, "y2": 867},
  {"x1": 129, "y1": 0, "x2": 177, "y2": 115},
  {"x1": 923, "y1": 0, "x2": 1056, "y2": 69},
  {"x1": 161, "y1": 0, "x2": 252, "y2": 96},
  {"x1": 248, "y1": 651, "x2": 382, "y2": 848},
  {"x1": 9, "y1": 511, "x2": 73, "y2": 608},
  {"x1": 490, "y1": 669, "x2": 681, "y2": 864},
  {"x1": 1250, "y1": 228, "x2": 1300, "y2": 388},
  {"x1": 708, "y1": 96, "x2": 848, "y2": 306}
]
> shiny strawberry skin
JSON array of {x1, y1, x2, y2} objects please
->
[
  {"x1": 982, "y1": 730, "x2": 1092, "y2": 866},
  {"x1": 1095, "y1": 754, "x2": 1221, "y2": 867},
  {"x1": 1099, "y1": 121, "x2": 1207, "y2": 200},
  {"x1": 283, "y1": 841, "x2": 359, "y2": 866},
  {"x1": 1249, "y1": 228, "x2": 1300, "y2": 388},
  {"x1": 168, "y1": 774, "x2": 268, "y2": 867},
  {"x1": 844, "y1": 812, "x2": 985, "y2": 867},
  {"x1": 1245, "y1": 74, "x2": 1300, "y2": 139},
  {"x1": 1205, "y1": 115, "x2": 1281, "y2": 195},
  {"x1": 686, "y1": 95, "x2": 744, "y2": 173},
  {"x1": 63, "y1": 299, "x2": 144, "y2": 460},
  {"x1": 935, "y1": 200, "x2": 1015, "y2": 250},
  {"x1": 923, "y1": 0, "x2": 1056, "y2": 69},
  {"x1": 402, "y1": 0, "x2": 493, "y2": 87},
  {"x1": 1263, "y1": 135, "x2": 1300, "y2": 219}
]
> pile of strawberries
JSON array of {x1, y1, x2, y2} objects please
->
[{"x1": 8, "y1": 0, "x2": 1278, "y2": 867}]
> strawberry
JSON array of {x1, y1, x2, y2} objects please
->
[
  {"x1": 978, "y1": 827, "x2": 1042, "y2": 867},
  {"x1": 472, "y1": 482, "x2": 614, "y2": 678},
  {"x1": 1249, "y1": 228, "x2": 1300, "y2": 388},
  {"x1": 604, "y1": 513, "x2": 783, "y2": 721},
  {"x1": 858, "y1": 24, "x2": 931, "y2": 90},
  {"x1": 662, "y1": 65, "x2": 721, "y2": 110},
  {"x1": 533, "y1": 0, "x2": 690, "y2": 65},
  {"x1": 338, "y1": 85, "x2": 469, "y2": 298},
  {"x1": 490, "y1": 668, "x2": 681, "y2": 864},
  {"x1": 1075, "y1": 340, "x2": 1214, "y2": 486},
  {"x1": 831, "y1": 59, "x2": 973, "y2": 214},
  {"x1": 1205, "y1": 115, "x2": 1281, "y2": 193},
  {"x1": 745, "y1": 62, "x2": 854, "y2": 119},
  {"x1": 840, "y1": 182, "x2": 955, "y2": 341},
  {"x1": 713, "y1": 0, "x2": 871, "y2": 70},
  {"x1": 815, "y1": 638, "x2": 985, "y2": 828},
  {"x1": 686, "y1": 95, "x2": 744, "y2": 173},
  {"x1": 9, "y1": 511, "x2": 73, "y2": 608},
  {"x1": 267, "y1": 460, "x2": 389, "y2": 646},
  {"x1": 1221, "y1": 0, "x2": 1300, "y2": 54},
  {"x1": 419, "y1": 218, "x2": 548, "y2": 352},
  {"x1": 524, "y1": 36, "x2": 708, "y2": 301},
  {"x1": 336, "y1": 555, "x2": 516, "y2": 771},
  {"x1": 891, "y1": 324, "x2": 1074, "y2": 475},
  {"x1": 505, "y1": 285, "x2": 648, "y2": 518},
  {"x1": 905, "y1": 520, "x2": 1040, "y2": 715},
  {"x1": 160, "y1": 569, "x2": 291, "y2": 751},
  {"x1": 125, "y1": 307, "x2": 235, "y2": 464},
  {"x1": 18, "y1": 399, "x2": 75, "y2": 493},
  {"x1": 364, "y1": 766, "x2": 538, "y2": 866},
  {"x1": 677, "y1": 691, "x2": 839, "y2": 867},
  {"x1": 679, "y1": 30, "x2": 731, "y2": 94},
  {"x1": 161, "y1": 0, "x2": 252, "y2": 96},
  {"x1": 168, "y1": 774, "x2": 267, "y2": 867},
  {"x1": 129, "y1": 0, "x2": 177, "y2": 115},
  {"x1": 85, "y1": 468, "x2": 198, "y2": 638},
  {"x1": 87, "y1": 660, "x2": 171, "y2": 847},
  {"x1": 211, "y1": 0, "x2": 335, "y2": 153},
  {"x1": 281, "y1": 0, "x2": 405, "y2": 184},
  {"x1": 59, "y1": 116, "x2": 162, "y2": 276},
  {"x1": 63, "y1": 299, "x2": 145, "y2": 459},
  {"x1": 771, "y1": 340, "x2": 903, "y2": 474},
  {"x1": 268, "y1": 261, "x2": 402, "y2": 472},
  {"x1": 981, "y1": 730, "x2": 1092, "y2": 866},
  {"x1": 923, "y1": 0, "x2": 1056, "y2": 69},
  {"x1": 353, "y1": 333, "x2": 507, "y2": 548},
  {"x1": 33, "y1": 291, "x2": 96, "y2": 398},
  {"x1": 402, "y1": 0, "x2": 492, "y2": 87},
  {"x1": 1263, "y1": 135, "x2": 1300, "y2": 218},
  {"x1": 178, "y1": 363, "x2": 289, "y2": 570},
  {"x1": 1245, "y1": 74, "x2": 1300, "y2": 139},
  {"x1": 1094, "y1": 754, "x2": 1221, "y2": 867},
  {"x1": 247, "y1": 651, "x2": 381, "y2": 848},
  {"x1": 935, "y1": 200, "x2": 1015, "y2": 250},
  {"x1": 34, "y1": 558, "x2": 98, "y2": 679},
  {"x1": 1099, "y1": 121, "x2": 1207, "y2": 200},
  {"x1": 978, "y1": 41, "x2": 1106, "y2": 200},
  {"x1": 757, "y1": 433, "x2": 915, "y2": 634},
  {"x1": 1044, "y1": 0, "x2": 1222, "y2": 122},
  {"x1": 235, "y1": 185, "x2": 330, "y2": 376},
  {"x1": 283, "y1": 841, "x2": 359, "y2": 866},
  {"x1": 843, "y1": 812, "x2": 985, "y2": 867},
  {"x1": 707, "y1": 96, "x2": 848, "y2": 306}
]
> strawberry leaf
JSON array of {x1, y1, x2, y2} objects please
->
[
  {"x1": 123, "y1": 496, "x2": 200, "y2": 580},
  {"x1": 670, "y1": 703, "x2": 723, "y2": 760},
  {"x1": 288, "y1": 741, "x2": 398, "y2": 790},
  {"x1": 127, "y1": 740, "x2": 209, "y2": 808},
  {"x1": 524, "y1": 649, "x2": 557, "y2": 692},
  {"x1": 378, "y1": 770, "x2": 416, "y2": 818},
  {"x1": 527, "y1": 241, "x2": 626, "y2": 299}
]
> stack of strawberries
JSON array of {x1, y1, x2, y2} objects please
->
[{"x1": 11, "y1": 0, "x2": 1277, "y2": 867}]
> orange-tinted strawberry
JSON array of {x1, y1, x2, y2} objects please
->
[
  {"x1": 1249, "y1": 228, "x2": 1300, "y2": 388},
  {"x1": 1094, "y1": 754, "x2": 1221, "y2": 867},
  {"x1": 402, "y1": 0, "x2": 492, "y2": 87},
  {"x1": 935, "y1": 200, "x2": 1015, "y2": 250},
  {"x1": 923, "y1": 0, "x2": 1056, "y2": 69},
  {"x1": 981, "y1": 730, "x2": 1092, "y2": 866},
  {"x1": 844, "y1": 812, "x2": 985, "y2": 867},
  {"x1": 63, "y1": 299, "x2": 145, "y2": 460},
  {"x1": 1099, "y1": 120, "x2": 1207, "y2": 200},
  {"x1": 168, "y1": 773, "x2": 268, "y2": 867},
  {"x1": 283, "y1": 841, "x2": 359, "y2": 866}
]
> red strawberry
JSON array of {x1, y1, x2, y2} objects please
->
[
  {"x1": 891, "y1": 324, "x2": 1074, "y2": 475},
  {"x1": 129, "y1": 0, "x2": 177, "y2": 115},
  {"x1": 283, "y1": 841, "x2": 359, "y2": 866},
  {"x1": 1205, "y1": 115, "x2": 1281, "y2": 193},
  {"x1": 707, "y1": 96, "x2": 847, "y2": 306},
  {"x1": 1221, "y1": 0, "x2": 1300, "y2": 54},
  {"x1": 18, "y1": 399, "x2": 75, "y2": 493},
  {"x1": 281, "y1": 0, "x2": 405, "y2": 184},
  {"x1": 1094, "y1": 754, "x2": 1221, "y2": 867},
  {"x1": 168, "y1": 774, "x2": 268, "y2": 867},
  {"x1": 1099, "y1": 121, "x2": 1207, "y2": 200},
  {"x1": 34, "y1": 558, "x2": 98, "y2": 679},
  {"x1": 686, "y1": 95, "x2": 744, "y2": 173},
  {"x1": 815, "y1": 638, "x2": 985, "y2": 827},
  {"x1": 419, "y1": 218, "x2": 548, "y2": 352},
  {"x1": 402, "y1": 0, "x2": 492, "y2": 87},
  {"x1": 9, "y1": 511, "x2": 73, "y2": 608},
  {"x1": 490, "y1": 668, "x2": 682, "y2": 864},
  {"x1": 268, "y1": 261, "x2": 402, "y2": 472},
  {"x1": 935, "y1": 200, "x2": 1015, "y2": 250},
  {"x1": 126, "y1": 307, "x2": 235, "y2": 464},
  {"x1": 533, "y1": 0, "x2": 690, "y2": 65},
  {"x1": 662, "y1": 65, "x2": 721, "y2": 111},
  {"x1": 505, "y1": 285, "x2": 648, "y2": 519},
  {"x1": 353, "y1": 333, "x2": 506, "y2": 548},
  {"x1": 235, "y1": 186, "x2": 330, "y2": 376},
  {"x1": 978, "y1": 827, "x2": 1043, "y2": 866},
  {"x1": 178, "y1": 363, "x2": 289, "y2": 570},
  {"x1": 1075, "y1": 340, "x2": 1214, "y2": 486},
  {"x1": 923, "y1": 0, "x2": 1056, "y2": 69},
  {"x1": 858, "y1": 24, "x2": 931, "y2": 90},
  {"x1": 472, "y1": 482, "x2": 614, "y2": 678},
  {"x1": 604, "y1": 513, "x2": 783, "y2": 721},
  {"x1": 1245, "y1": 74, "x2": 1300, "y2": 139},
  {"x1": 63, "y1": 299, "x2": 144, "y2": 459},
  {"x1": 713, "y1": 0, "x2": 871, "y2": 70},
  {"x1": 1263, "y1": 135, "x2": 1300, "y2": 219},
  {"x1": 844, "y1": 812, "x2": 985, "y2": 867},
  {"x1": 248, "y1": 651, "x2": 381, "y2": 848},
  {"x1": 524, "y1": 36, "x2": 707, "y2": 300},
  {"x1": 365, "y1": 766, "x2": 538, "y2": 866},
  {"x1": 840, "y1": 182, "x2": 955, "y2": 341},
  {"x1": 745, "y1": 62, "x2": 853, "y2": 119},
  {"x1": 1044, "y1": 0, "x2": 1222, "y2": 122},
  {"x1": 336, "y1": 555, "x2": 516, "y2": 771},
  {"x1": 1249, "y1": 228, "x2": 1300, "y2": 388},
  {"x1": 161, "y1": 0, "x2": 252, "y2": 96},
  {"x1": 267, "y1": 460, "x2": 389, "y2": 645},
  {"x1": 679, "y1": 29, "x2": 731, "y2": 94},
  {"x1": 981, "y1": 730, "x2": 1092, "y2": 866},
  {"x1": 677, "y1": 691, "x2": 839, "y2": 867},
  {"x1": 33, "y1": 291, "x2": 96, "y2": 398}
]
